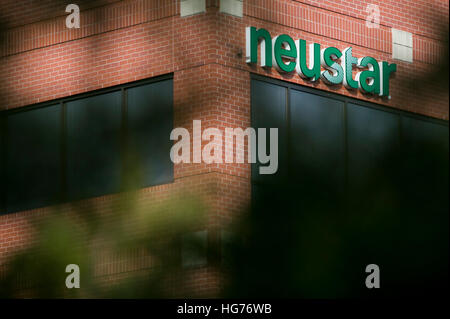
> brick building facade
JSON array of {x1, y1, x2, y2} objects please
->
[{"x1": 0, "y1": 0, "x2": 448, "y2": 297}]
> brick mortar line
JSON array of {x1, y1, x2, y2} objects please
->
[
  {"x1": 0, "y1": 13, "x2": 180, "y2": 59},
  {"x1": 2, "y1": 60, "x2": 445, "y2": 118},
  {"x1": 0, "y1": 16, "x2": 442, "y2": 68},
  {"x1": 0, "y1": 4, "x2": 445, "y2": 61},
  {"x1": 1, "y1": 0, "x2": 125, "y2": 32},
  {"x1": 175, "y1": 171, "x2": 250, "y2": 182},
  {"x1": 244, "y1": 13, "x2": 445, "y2": 65},
  {"x1": 0, "y1": 0, "x2": 179, "y2": 58},
  {"x1": 289, "y1": 0, "x2": 446, "y2": 42},
  {"x1": 205, "y1": 62, "x2": 449, "y2": 121}
]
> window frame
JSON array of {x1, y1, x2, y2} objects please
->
[
  {"x1": 0, "y1": 73, "x2": 174, "y2": 215},
  {"x1": 250, "y1": 73, "x2": 449, "y2": 193},
  {"x1": 250, "y1": 73, "x2": 448, "y2": 127}
]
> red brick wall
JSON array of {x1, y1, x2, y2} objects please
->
[
  {"x1": 0, "y1": 0, "x2": 448, "y2": 297},
  {"x1": 293, "y1": 0, "x2": 449, "y2": 39}
]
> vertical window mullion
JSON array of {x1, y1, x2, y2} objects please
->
[
  {"x1": 66, "y1": 91, "x2": 122, "y2": 201},
  {"x1": 286, "y1": 86, "x2": 291, "y2": 179},
  {"x1": 0, "y1": 116, "x2": 5, "y2": 213},
  {"x1": 343, "y1": 100, "x2": 348, "y2": 199},
  {"x1": 121, "y1": 87, "x2": 128, "y2": 191},
  {"x1": 61, "y1": 101, "x2": 67, "y2": 204}
]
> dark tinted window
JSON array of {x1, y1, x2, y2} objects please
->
[
  {"x1": 401, "y1": 115, "x2": 449, "y2": 153},
  {"x1": 400, "y1": 115, "x2": 449, "y2": 207},
  {"x1": 251, "y1": 79, "x2": 287, "y2": 183},
  {"x1": 0, "y1": 119, "x2": 4, "y2": 212},
  {"x1": 6, "y1": 105, "x2": 62, "y2": 213},
  {"x1": 290, "y1": 90, "x2": 345, "y2": 188},
  {"x1": 127, "y1": 80, "x2": 173, "y2": 187},
  {"x1": 347, "y1": 103, "x2": 400, "y2": 189},
  {"x1": 0, "y1": 76, "x2": 174, "y2": 215},
  {"x1": 249, "y1": 76, "x2": 449, "y2": 297},
  {"x1": 66, "y1": 91, "x2": 122, "y2": 200}
]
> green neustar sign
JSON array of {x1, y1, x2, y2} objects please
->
[{"x1": 246, "y1": 26, "x2": 397, "y2": 98}]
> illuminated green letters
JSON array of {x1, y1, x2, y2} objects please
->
[
  {"x1": 246, "y1": 26, "x2": 397, "y2": 98},
  {"x1": 320, "y1": 47, "x2": 343, "y2": 85},
  {"x1": 246, "y1": 26, "x2": 272, "y2": 67},
  {"x1": 296, "y1": 39, "x2": 321, "y2": 81},
  {"x1": 273, "y1": 35, "x2": 297, "y2": 73}
]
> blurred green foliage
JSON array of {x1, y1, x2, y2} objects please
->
[{"x1": 0, "y1": 186, "x2": 206, "y2": 298}]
